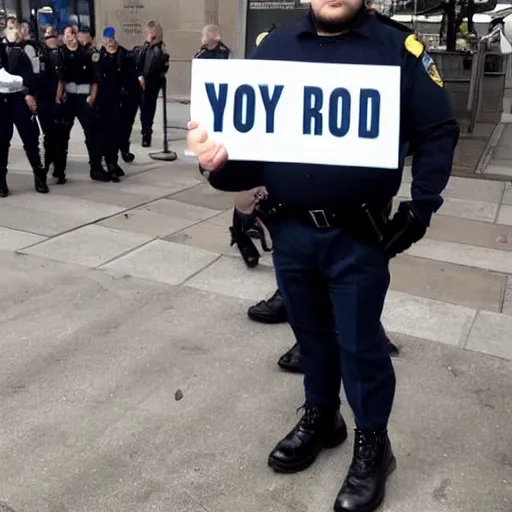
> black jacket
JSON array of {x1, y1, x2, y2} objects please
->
[{"x1": 136, "y1": 41, "x2": 169, "y2": 79}]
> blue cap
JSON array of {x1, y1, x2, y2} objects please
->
[{"x1": 103, "y1": 27, "x2": 115, "y2": 38}]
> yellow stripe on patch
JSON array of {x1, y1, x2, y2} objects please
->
[{"x1": 404, "y1": 34, "x2": 424, "y2": 58}]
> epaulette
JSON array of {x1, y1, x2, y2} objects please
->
[
  {"x1": 374, "y1": 12, "x2": 413, "y2": 33},
  {"x1": 403, "y1": 33, "x2": 425, "y2": 58}
]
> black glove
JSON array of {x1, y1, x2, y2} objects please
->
[{"x1": 383, "y1": 201, "x2": 427, "y2": 258}]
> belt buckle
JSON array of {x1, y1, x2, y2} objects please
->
[{"x1": 309, "y1": 209, "x2": 331, "y2": 228}]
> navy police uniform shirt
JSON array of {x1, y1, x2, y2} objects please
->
[
  {"x1": 207, "y1": 10, "x2": 459, "y2": 227},
  {"x1": 56, "y1": 45, "x2": 101, "y2": 85}
]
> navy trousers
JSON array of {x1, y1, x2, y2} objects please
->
[
  {"x1": 272, "y1": 218, "x2": 396, "y2": 431},
  {"x1": 0, "y1": 94, "x2": 41, "y2": 169}
]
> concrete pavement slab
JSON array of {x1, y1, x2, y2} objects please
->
[
  {"x1": 0, "y1": 227, "x2": 46, "y2": 252},
  {"x1": 185, "y1": 255, "x2": 278, "y2": 301},
  {"x1": 390, "y1": 255, "x2": 507, "y2": 312},
  {"x1": 395, "y1": 196, "x2": 499, "y2": 223},
  {"x1": 398, "y1": 176, "x2": 505, "y2": 204},
  {"x1": 504, "y1": 277, "x2": 512, "y2": 315},
  {"x1": 0, "y1": 256, "x2": 510, "y2": 512},
  {"x1": 406, "y1": 238, "x2": 512, "y2": 275},
  {"x1": 427, "y1": 215, "x2": 512, "y2": 252},
  {"x1": 0, "y1": 194, "x2": 124, "y2": 223},
  {"x1": 20, "y1": 225, "x2": 153, "y2": 268},
  {"x1": 503, "y1": 183, "x2": 512, "y2": 206},
  {"x1": 0, "y1": 204, "x2": 88, "y2": 236},
  {"x1": 465, "y1": 311, "x2": 512, "y2": 360},
  {"x1": 170, "y1": 182, "x2": 237, "y2": 210},
  {"x1": 99, "y1": 209, "x2": 202, "y2": 238},
  {"x1": 484, "y1": 160, "x2": 512, "y2": 177},
  {"x1": 497, "y1": 204, "x2": 512, "y2": 226},
  {"x1": 382, "y1": 291, "x2": 475, "y2": 347},
  {"x1": 101, "y1": 239, "x2": 219, "y2": 285},
  {"x1": 144, "y1": 197, "x2": 221, "y2": 219},
  {"x1": 123, "y1": 166, "x2": 202, "y2": 194}
]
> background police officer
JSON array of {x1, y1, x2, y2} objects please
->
[
  {"x1": 1, "y1": 27, "x2": 48, "y2": 194},
  {"x1": 118, "y1": 45, "x2": 141, "y2": 163},
  {"x1": 56, "y1": 26, "x2": 110, "y2": 182},
  {"x1": 98, "y1": 26, "x2": 127, "y2": 181},
  {"x1": 77, "y1": 26, "x2": 94, "y2": 50},
  {"x1": 38, "y1": 26, "x2": 66, "y2": 183},
  {"x1": 187, "y1": 1, "x2": 459, "y2": 510},
  {"x1": 194, "y1": 24, "x2": 230, "y2": 59},
  {"x1": 136, "y1": 21, "x2": 169, "y2": 148}
]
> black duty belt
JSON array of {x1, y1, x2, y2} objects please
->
[{"x1": 255, "y1": 200, "x2": 392, "y2": 245}]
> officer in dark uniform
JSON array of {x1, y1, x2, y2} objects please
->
[
  {"x1": 187, "y1": 1, "x2": 459, "y2": 510},
  {"x1": 0, "y1": 28, "x2": 48, "y2": 195},
  {"x1": 118, "y1": 45, "x2": 141, "y2": 163},
  {"x1": 194, "y1": 24, "x2": 230, "y2": 59},
  {"x1": 38, "y1": 26, "x2": 67, "y2": 183},
  {"x1": 56, "y1": 26, "x2": 111, "y2": 182},
  {"x1": 136, "y1": 21, "x2": 169, "y2": 147},
  {"x1": 98, "y1": 26, "x2": 128, "y2": 181}
]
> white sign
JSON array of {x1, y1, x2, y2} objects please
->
[{"x1": 190, "y1": 59, "x2": 401, "y2": 169}]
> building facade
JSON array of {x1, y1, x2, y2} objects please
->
[
  {"x1": 92, "y1": 0, "x2": 312, "y2": 99},
  {"x1": 0, "y1": 0, "x2": 314, "y2": 98}
]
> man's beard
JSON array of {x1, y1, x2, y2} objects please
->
[{"x1": 310, "y1": 5, "x2": 364, "y2": 33}]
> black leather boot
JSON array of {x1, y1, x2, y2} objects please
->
[
  {"x1": 248, "y1": 289, "x2": 288, "y2": 324},
  {"x1": 33, "y1": 166, "x2": 49, "y2": 194},
  {"x1": 268, "y1": 403, "x2": 347, "y2": 474},
  {"x1": 278, "y1": 343, "x2": 301, "y2": 373},
  {"x1": 105, "y1": 162, "x2": 121, "y2": 183},
  {"x1": 90, "y1": 163, "x2": 112, "y2": 182},
  {"x1": 142, "y1": 132, "x2": 152, "y2": 148},
  {"x1": 121, "y1": 151, "x2": 135, "y2": 163},
  {"x1": 0, "y1": 169, "x2": 9, "y2": 197},
  {"x1": 334, "y1": 429, "x2": 396, "y2": 512},
  {"x1": 111, "y1": 163, "x2": 125, "y2": 178}
]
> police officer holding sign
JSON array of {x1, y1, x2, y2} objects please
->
[
  {"x1": 56, "y1": 26, "x2": 111, "y2": 182},
  {"x1": 187, "y1": 1, "x2": 459, "y2": 511}
]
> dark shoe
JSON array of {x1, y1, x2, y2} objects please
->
[
  {"x1": 53, "y1": 167, "x2": 66, "y2": 184},
  {"x1": 386, "y1": 337, "x2": 400, "y2": 358},
  {"x1": 334, "y1": 429, "x2": 396, "y2": 512},
  {"x1": 112, "y1": 164, "x2": 125, "y2": 177},
  {"x1": 121, "y1": 151, "x2": 135, "y2": 163},
  {"x1": 33, "y1": 168, "x2": 49, "y2": 194},
  {"x1": 106, "y1": 163, "x2": 122, "y2": 183},
  {"x1": 248, "y1": 289, "x2": 287, "y2": 324},
  {"x1": 268, "y1": 403, "x2": 347, "y2": 474},
  {"x1": 142, "y1": 133, "x2": 151, "y2": 148},
  {"x1": 90, "y1": 164, "x2": 112, "y2": 182},
  {"x1": 278, "y1": 343, "x2": 301, "y2": 373},
  {"x1": 0, "y1": 170, "x2": 9, "y2": 197},
  {"x1": 278, "y1": 337, "x2": 399, "y2": 376}
]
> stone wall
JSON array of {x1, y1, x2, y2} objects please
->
[{"x1": 94, "y1": 0, "x2": 241, "y2": 99}]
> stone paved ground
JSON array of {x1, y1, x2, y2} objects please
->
[{"x1": 0, "y1": 104, "x2": 511, "y2": 512}]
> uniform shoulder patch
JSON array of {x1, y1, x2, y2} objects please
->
[
  {"x1": 91, "y1": 52, "x2": 100, "y2": 63},
  {"x1": 404, "y1": 34, "x2": 424, "y2": 58},
  {"x1": 421, "y1": 53, "x2": 444, "y2": 88}
]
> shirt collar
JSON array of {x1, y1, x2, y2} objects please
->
[{"x1": 293, "y1": 9, "x2": 375, "y2": 39}]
